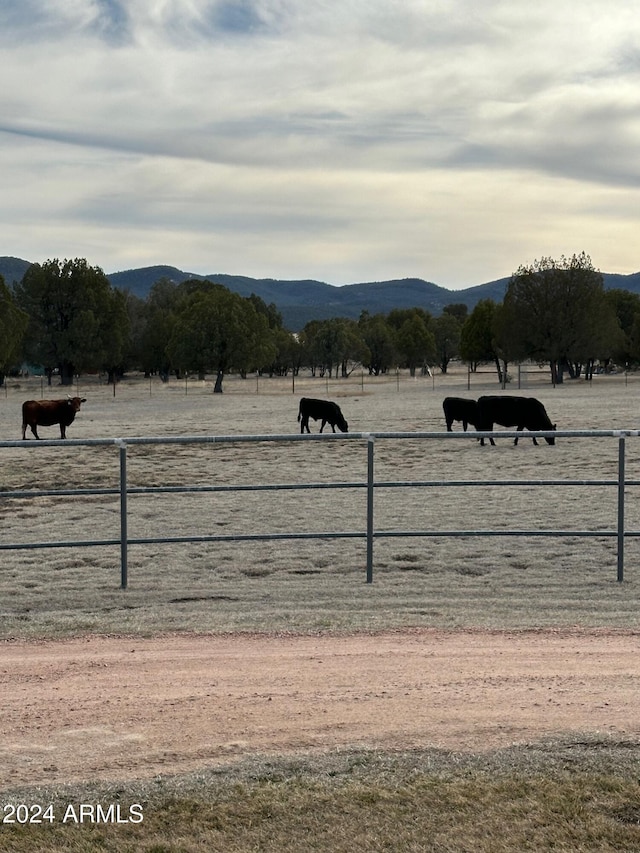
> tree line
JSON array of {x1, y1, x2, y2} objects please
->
[{"x1": 1, "y1": 253, "x2": 638, "y2": 390}]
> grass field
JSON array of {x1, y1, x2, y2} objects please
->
[
  {"x1": 2, "y1": 740, "x2": 640, "y2": 853},
  {"x1": 1, "y1": 367, "x2": 640, "y2": 638},
  {"x1": 2, "y1": 367, "x2": 640, "y2": 852}
]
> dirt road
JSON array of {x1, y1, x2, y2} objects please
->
[{"x1": 2, "y1": 628, "x2": 639, "y2": 789}]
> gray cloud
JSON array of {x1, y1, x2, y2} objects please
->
[
  {"x1": 92, "y1": 0, "x2": 131, "y2": 44},
  {"x1": 211, "y1": 0, "x2": 269, "y2": 34},
  {"x1": 1, "y1": 0, "x2": 639, "y2": 285}
]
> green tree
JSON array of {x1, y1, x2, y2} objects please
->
[
  {"x1": 298, "y1": 321, "x2": 323, "y2": 376},
  {"x1": 121, "y1": 291, "x2": 148, "y2": 374},
  {"x1": 166, "y1": 285, "x2": 275, "y2": 392},
  {"x1": 0, "y1": 275, "x2": 28, "y2": 384},
  {"x1": 628, "y1": 314, "x2": 640, "y2": 365},
  {"x1": 247, "y1": 294, "x2": 284, "y2": 332},
  {"x1": 336, "y1": 319, "x2": 368, "y2": 377},
  {"x1": 268, "y1": 327, "x2": 302, "y2": 376},
  {"x1": 460, "y1": 299, "x2": 494, "y2": 369},
  {"x1": 139, "y1": 278, "x2": 184, "y2": 379},
  {"x1": 433, "y1": 312, "x2": 461, "y2": 374},
  {"x1": 317, "y1": 318, "x2": 348, "y2": 379},
  {"x1": 15, "y1": 258, "x2": 127, "y2": 385},
  {"x1": 459, "y1": 298, "x2": 507, "y2": 382},
  {"x1": 489, "y1": 302, "x2": 515, "y2": 387},
  {"x1": 246, "y1": 293, "x2": 299, "y2": 376},
  {"x1": 443, "y1": 303, "x2": 468, "y2": 325},
  {"x1": 298, "y1": 318, "x2": 362, "y2": 378},
  {"x1": 605, "y1": 289, "x2": 640, "y2": 367},
  {"x1": 504, "y1": 253, "x2": 619, "y2": 383},
  {"x1": 394, "y1": 313, "x2": 436, "y2": 376},
  {"x1": 101, "y1": 288, "x2": 131, "y2": 384},
  {"x1": 359, "y1": 313, "x2": 395, "y2": 375}
]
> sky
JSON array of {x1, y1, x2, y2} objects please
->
[{"x1": 1, "y1": 1, "x2": 639, "y2": 289}]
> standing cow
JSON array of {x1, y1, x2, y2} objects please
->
[
  {"x1": 476, "y1": 395, "x2": 556, "y2": 446},
  {"x1": 443, "y1": 397, "x2": 479, "y2": 432},
  {"x1": 298, "y1": 398, "x2": 349, "y2": 434},
  {"x1": 21, "y1": 396, "x2": 87, "y2": 440}
]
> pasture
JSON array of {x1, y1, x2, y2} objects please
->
[
  {"x1": 2, "y1": 368, "x2": 640, "y2": 853},
  {"x1": 1, "y1": 367, "x2": 640, "y2": 639}
]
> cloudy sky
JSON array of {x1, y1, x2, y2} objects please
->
[{"x1": 2, "y1": 1, "x2": 639, "y2": 289}]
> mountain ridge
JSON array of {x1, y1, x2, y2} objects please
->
[{"x1": 2, "y1": 256, "x2": 639, "y2": 331}]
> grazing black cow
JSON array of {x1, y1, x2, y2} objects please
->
[
  {"x1": 476, "y1": 395, "x2": 556, "y2": 446},
  {"x1": 442, "y1": 397, "x2": 479, "y2": 432},
  {"x1": 298, "y1": 397, "x2": 348, "y2": 434},
  {"x1": 21, "y1": 396, "x2": 87, "y2": 440}
]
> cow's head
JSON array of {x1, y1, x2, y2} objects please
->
[
  {"x1": 337, "y1": 416, "x2": 349, "y2": 433},
  {"x1": 67, "y1": 395, "x2": 87, "y2": 412},
  {"x1": 544, "y1": 423, "x2": 557, "y2": 445}
]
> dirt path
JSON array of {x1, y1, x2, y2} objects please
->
[{"x1": 2, "y1": 628, "x2": 639, "y2": 789}]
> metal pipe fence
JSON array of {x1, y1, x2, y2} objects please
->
[{"x1": 1, "y1": 429, "x2": 638, "y2": 588}]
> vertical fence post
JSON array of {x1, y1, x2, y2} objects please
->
[
  {"x1": 617, "y1": 434, "x2": 626, "y2": 583},
  {"x1": 366, "y1": 435, "x2": 374, "y2": 583},
  {"x1": 118, "y1": 440, "x2": 128, "y2": 589}
]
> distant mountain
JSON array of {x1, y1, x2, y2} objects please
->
[
  {"x1": 0, "y1": 256, "x2": 32, "y2": 284},
  {"x1": 2, "y1": 256, "x2": 640, "y2": 331},
  {"x1": 93, "y1": 266, "x2": 510, "y2": 329}
]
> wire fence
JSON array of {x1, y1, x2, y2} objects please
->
[{"x1": 1, "y1": 429, "x2": 638, "y2": 588}]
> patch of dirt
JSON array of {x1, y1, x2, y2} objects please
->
[{"x1": 1, "y1": 628, "x2": 639, "y2": 789}]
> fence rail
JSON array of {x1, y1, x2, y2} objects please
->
[{"x1": 1, "y1": 429, "x2": 638, "y2": 587}]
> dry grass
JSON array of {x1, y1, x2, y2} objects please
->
[
  {"x1": 1, "y1": 368, "x2": 640, "y2": 639},
  {"x1": 2, "y1": 740, "x2": 640, "y2": 852},
  {"x1": 2, "y1": 369, "x2": 640, "y2": 852}
]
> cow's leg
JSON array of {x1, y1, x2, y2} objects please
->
[
  {"x1": 30, "y1": 424, "x2": 40, "y2": 440},
  {"x1": 319, "y1": 419, "x2": 326, "y2": 433},
  {"x1": 462, "y1": 420, "x2": 468, "y2": 431},
  {"x1": 300, "y1": 416, "x2": 310, "y2": 434},
  {"x1": 480, "y1": 423, "x2": 495, "y2": 446},
  {"x1": 330, "y1": 423, "x2": 336, "y2": 433},
  {"x1": 60, "y1": 425, "x2": 67, "y2": 439},
  {"x1": 446, "y1": 419, "x2": 453, "y2": 431}
]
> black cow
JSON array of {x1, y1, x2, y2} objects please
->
[
  {"x1": 443, "y1": 397, "x2": 479, "y2": 432},
  {"x1": 21, "y1": 396, "x2": 87, "y2": 440},
  {"x1": 476, "y1": 395, "x2": 556, "y2": 446},
  {"x1": 298, "y1": 397, "x2": 348, "y2": 434}
]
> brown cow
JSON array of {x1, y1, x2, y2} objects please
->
[{"x1": 21, "y1": 396, "x2": 87, "y2": 440}]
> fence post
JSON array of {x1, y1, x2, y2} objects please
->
[
  {"x1": 366, "y1": 435, "x2": 374, "y2": 583},
  {"x1": 617, "y1": 434, "x2": 626, "y2": 582},
  {"x1": 118, "y1": 440, "x2": 129, "y2": 589}
]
